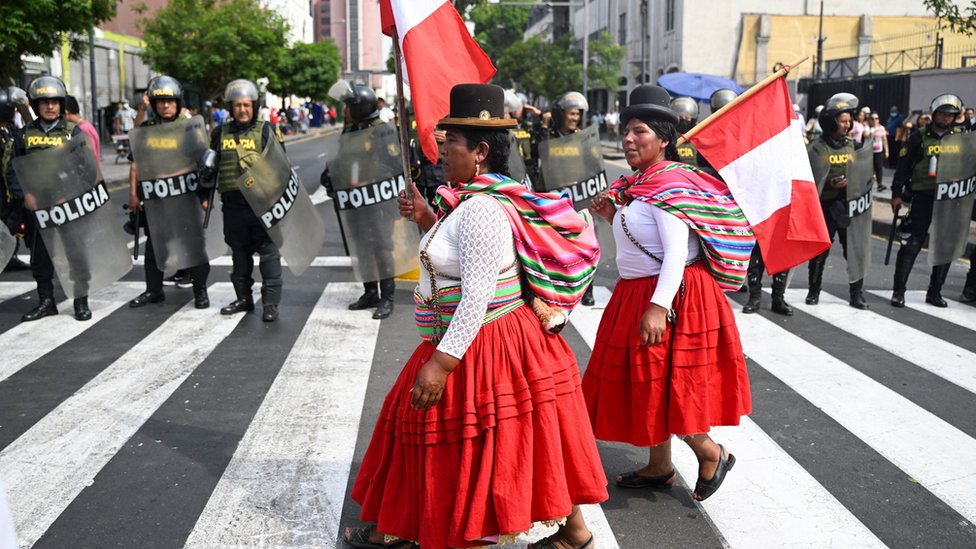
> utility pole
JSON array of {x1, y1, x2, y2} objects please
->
[
  {"x1": 88, "y1": 25, "x2": 99, "y2": 137},
  {"x1": 640, "y1": 0, "x2": 648, "y2": 86},
  {"x1": 582, "y1": 0, "x2": 589, "y2": 100},
  {"x1": 816, "y1": 0, "x2": 825, "y2": 80}
]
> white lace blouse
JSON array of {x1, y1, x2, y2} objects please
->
[{"x1": 418, "y1": 195, "x2": 519, "y2": 359}]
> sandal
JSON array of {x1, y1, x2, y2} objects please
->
[
  {"x1": 615, "y1": 469, "x2": 675, "y2": 489},
  {"x1": 343, "y1": 525, "x2": 418, "y2": 549},
  {"x1": 529, "y1": 534, "x2": 595, "y2": 549},
  {"x1": 693, "y1": 444, "x2": 736, "y2": 501}
]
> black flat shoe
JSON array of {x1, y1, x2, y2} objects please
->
[
  {"x1": 343, "y1": 525, "x2": 417, "y2": 548},
  {"x1": 262, "y1": 304, "x2": 279, "y2": 322},
  {"x1": 890, "y1": 291, "x2": 906, "y2": 308},
  {"x1": 129, "y1": 290, "x2": 165, "y2": 308},
  {"x1": 348, "y1": 292, "x2": 380, "y2": 311},
  {"x1": 693, "y1": 445, "x2": 735, "y2": 501},
  {"x1": 22, "y1": 299, "x2": 58, "y2": 322},
  {"x1": 372, "y1": 298, "x2": 394, "y2": 320},
  {"x1": 616, "y1": 469, "x2": 675, "y2": 489},
  {"x1": 529, "y1": 534, "x2": 594, "y2": 549},
  {"x1": 925, "y1": 292, "x2": 948, "y2": 308},
  {"x1": 220, "y1": 298, "x2": 254, "y2": 315}
]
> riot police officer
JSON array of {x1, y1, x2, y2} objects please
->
[
  {"x1": 671, "y1": 96, "x2": 699, "y2": 167},
  {"x1": 209, "y1": 78, "x2": 284, "y2": 322},
  {"x1": 4, "y1": 76, "x2": 93, "y2": 321},
  {"x1": 1, "y1": 87, "x2": 31, "y2": 272},
  {"x1": 805, "y1": 93, "x2": 869, "y2": 309},
  {"x1": 504, "y1": 89, "x2": 540, "y2": 186},
  {"x1": 697, "y1": 89, "x2": 739, "y2": 178},
  {"x1": 407, "y1": 109, "x2": 447, "y2": 207},
  {"x1": 890, "y1": 93, "x2": 966, "y2": 308},
  {"x1": 128, "y1": 75, "x2": 211, "y2": 309},
  {"x1": 320, "y1": 82, "x2": 397, "y2": 319}
]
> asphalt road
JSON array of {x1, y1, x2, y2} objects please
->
[{"x1": 1, "y1": 133, "x2": 974, "y2": 549}]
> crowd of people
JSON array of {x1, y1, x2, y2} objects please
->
[{"x1": 1, "y1": 69, "x2": 974, "y2": 549}]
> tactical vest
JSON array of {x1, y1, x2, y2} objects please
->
[
  {"x1": 817, "y1": 137, "x2": 855, "y2": 201},
  {"x1": 24, "y1": 121, "x2": 77, "y2": 155},
  {"x1": 217, "y1": 121, "x2": 265, "y2": 194},
  {"x1": 910, "y1": 127, "x2": 963, "y2": 193},
  {"x1": 676, "y1": 141, "x2": 698, "y2": 167}
]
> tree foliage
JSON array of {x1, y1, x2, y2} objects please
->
[
  {"x1": 497, "y1": 35, "x2": 582, "y2": 101},
  {"x1": 587, "y1": 32, "x2": 626, "y2": 97},
  {"x1": 924, "y1": 0, "x2": 976, "y2": 35},
  {"x1": 140, "y1": 0, "x2": 289, "y2": 101},
  {"x1": 469, "y1": 0, "x2": 533, "y2": 76},
  {"x1": 266, "y1": 40, "x2": 342, "y2": 100},
  {"x1": 0, "y1": 0, "x2": 116, "y2": 83}
]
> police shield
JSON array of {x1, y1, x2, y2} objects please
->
[
  {"x1": 237, "y1": 138, "x2": 326, "y2": 276},
  {"x1": 844, "y1": 137, "x2": 875, "y2": 282},
  {"x1": 538, "y1": 125, "x2": 607, "y2": 207},
  {"x1": 929, "y1": 132, "x2": 976, "y2": 266},
  {"x1": 327, "y1": 122, "x2": 421, "y2": 282},
  {"x1": 0, "y1": 227, "x2": 14, "y2": 269},
  {"x1": 12, "y1": 137, "x2": 131, "y2": 299},
  {"x1": 507, "y1": 131, "x2": 530, "y2": 187},
  {"x1": 807, "y1": 141, "x2": 831, "y2": 193},
  {"x1": 129, "y1": 115, "x2": 225, "y2": 271}
]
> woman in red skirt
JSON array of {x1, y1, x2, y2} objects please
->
[
  {"x1": 343, "y1": 84, "x2": 607, "y2": 549},
  {"x1": 583, "y1": 84, "x2": 753, "y2": 502}
]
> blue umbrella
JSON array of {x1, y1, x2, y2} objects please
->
[{"x1": 657, "y1": 72, "x2": 743, "y2": 101}]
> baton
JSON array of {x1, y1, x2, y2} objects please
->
[
  {"x1": 132, "y1": 207, "x2": 141, "y2": 260},
  {"x1": 885, "y1": 208, "x2": 901, "y2": 266},
  {"x1": 203, "y1": 186, "x2": 216, "y2": 229}
]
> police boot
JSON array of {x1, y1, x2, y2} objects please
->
[
  {"x1": 742, "y1": 256, "x2": 763, "y2": 314},
  {"x1": 770, "y1": 272, "x2": 794, "y2": 316},
  {"x1": 129, "y1": 290, "x2": 165, "y2": 308},
  {"x1": 925, "y1": 264, "x2": 950, "y2": 308},
  {"x1": 890, "y1": 244, "x2": 918, "y2": 308},
  {"x1": 262, "y1": 304, "x2": 279, "y2": 322},
  {"x1": 349, "y1": 283, "x2": 380, "y2": 311},
  {"x1": 193, "y1": 286, "x2": 210, "y2": 309},
  {"x1": 373, "y1": 278, "x2": 396, "y2": 320},
  {"x1": 961, "y1": 267, "x2": 976, "y2": 303},
  {"x1": 22, "y1": 287, "x2": 58, "y2": 322},
  {"x1": 221, "y1": 279, "x2": 254, "y2": 315},
  {"x1": 4, "y1": 255, "x2": 30, "y2": 272},
  {"x1": 849, "y1": 279, "x2": 869, "y2": 310},
  {"x1": 72, "y1": 297, "x2": 92, "y2": 321},
  {"x1": 805, "y1": 254, "x2": 827, "y2": 305},
  {"x1": 581, "y1": 284, "x2": 595, "y2": 306}
]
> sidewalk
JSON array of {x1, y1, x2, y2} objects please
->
[{"x1": 100, "y1": 124, "x2": 340, "y2": 191}]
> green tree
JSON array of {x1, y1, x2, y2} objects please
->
[
  {"x1": 0, "y1": 0, "x2": 116, "y2": 82},
  {"x1": 140, "y1": 0, "x2": 289, "y2": 101},
  {"x1": 267, "y1": 40, "x2": 342, "y2": 100},
  {"x1": 469, "y1": 0, "x2": 533, "y2": 76},
  {"x1": 587, "y1": 32, "x2": 626, "y2": 96},
  {"x1": 924, "y1": 0, "x2": 976, "y2": 35},
  {"x1": 497, "y1": 35, "x2": 582, "y2": 100}
]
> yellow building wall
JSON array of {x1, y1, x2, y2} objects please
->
[{"x1": 735, "y1": 15, "x2": 974, "y2": 84}]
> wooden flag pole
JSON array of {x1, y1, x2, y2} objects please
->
[
  {"x1": 392, "y1": 28, "x2": 415, "y2": 200},
  {"x1": 677, "y1": 56, "x2": 810, "y2": 145}
]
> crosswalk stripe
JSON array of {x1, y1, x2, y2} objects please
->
[
  {"x1": 125, "y1": 255, "x2": 353, "y2": 268},
  {"x1": 783, "y1": 289, "x2": 976, "y2": 396},
  {"x1": 733, "y1": 306, "x2": 976, "y2": 525},
  {"x1": 868, "y1": 289, "x2": 976, "y2": 330},
  {"x1": 0, "y1": 282, "x2": 142, "y2": 384},
  {"x1": 0, "y1": 282, "x2": 37, "y2": 303},
  {"x1": 184, "y1": 283, "x2": 380, "y2": 548},
  {"x1": 0, "y1": 284, "x2": 244, "y2": 548},
  {"x1": 569, "y1": 286, "x2": 884, "y2": 548}
]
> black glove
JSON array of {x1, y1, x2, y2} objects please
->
[{"x1": 198, "y1": 149, "x2": 218, "y2": 189}]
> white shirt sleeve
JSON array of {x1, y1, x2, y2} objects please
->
[
  {"x1": 648, "y1": 205, "x2": 692, "y2": 310},
  {"x1": 436, "y1": 196, "x2": 512, "y2": 359}
]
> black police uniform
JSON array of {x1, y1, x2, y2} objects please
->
[
  {"x1": 890, "y1": 124, "x2": 965, "y2": 307},
  {"x1": 130, "y1": 117, "x2": 211, "y2": 307},
  {"x1": 320, "y1": 115, "x2": 398, "y2": 318},
  {"x1": 408, "y1": 118, "x2": 447, "y2": 207},
  {"x1": 1, "y1": 123, "x2": 28, "y2": 270},
  {"x1": 5, "y1": 118, "x2": 93, "y2": 320},
  {"x1": 210, "y1": 118, "x2": 283, "y2": 316}
]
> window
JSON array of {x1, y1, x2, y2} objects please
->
[
  {"x1": 619, "y1": 13, "x2": 627, "y2": 45},
  {"x1": 666, "y1": 0, "x2": 675, "y2": 31}
]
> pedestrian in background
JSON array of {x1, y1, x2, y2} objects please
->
[
  {"x1": 64, "y1": 95, "x2": 101, "y2": 162},
  {"x1": 868, "y1": 112, "x2": 889, "y2": 192},
  {"x1": 885, "y1": 105, "x2": 905, "y2": 167}
]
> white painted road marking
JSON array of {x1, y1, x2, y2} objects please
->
[
  {"x1": 869, "y1": 289, "x2": 976, "y2": 331},
  {"x1": 0, "y1": 282, "x2": 38, "y2": 304},
  {"x1": 185, "y1": 283, "x2": 380, "y2": 548},
  {"x1": 0, "y1": 284, "x2": 244, "y2": 548}
]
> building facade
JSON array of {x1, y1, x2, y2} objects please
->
[{"x1": 311, "y1": 0, "x2": 395, "y2": 99}]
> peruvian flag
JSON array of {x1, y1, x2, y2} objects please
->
[
  {"x1": 690, "y1": 77, "x2": 830, "y2": 274},
  {"x1": 381, "y1": 0, "x2": 496, "y2": 163}
]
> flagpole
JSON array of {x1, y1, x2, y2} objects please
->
[
  {"x1": 392, "y1": 28, "x2": 416, "y2": 200},
  {"x1": 677, "y1": 56, "x2": 810, "y2": 145}
]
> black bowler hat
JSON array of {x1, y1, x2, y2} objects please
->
[
  {"x1": 438, "y1": 84, "x2": 518, "y2": 129},
  {"x1": 621, "y1": 85, "x2": 679, "y2": 126}
]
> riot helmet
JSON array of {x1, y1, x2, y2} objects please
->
[
  {"x1": 504, "y1": 89, "x2": 524, "y2": 119},
  {"x1": 819, "y1": 92, "x2": 858, "y2": 137},
  {"x1": 3, "y1": 86, "x2": 29, "y2": 124},
  {"x1": 328, "y1": 80, "x2": 378, "y2": 123},
  {"x1": 0, "y1": 88, "x2": 10, "y2": 123},
  {"x1": 27, "y1": 75, "x2": 67, "y2": 118},
  {"x1": 224, "y1": 79, "x2": 260, "y2": 106},
  {"x1": 930, "y1": 93, "x2": 962, "y2": 116},
  {"x1": 670, "y1": 96, "x2": 698, "y2": 133},
  {"x1": 146, "y1": 75, "x2": 184, "y2": 118},
  {"x1": 709, "y1": 89, "x2": 738, "y2": 111},
  {"x1": 551, "y1": 91, "x2": 588, "y2": 132}
]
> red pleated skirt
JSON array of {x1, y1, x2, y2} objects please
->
[
  {"x1": 582, "y1": 262, "x2": 752, "y2": 447},
  {"x1": 351, "y1": 305, "x2": 608, "y2": 549}
]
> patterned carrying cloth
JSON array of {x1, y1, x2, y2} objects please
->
[
  {"x1": 435, "y1": 173, "x2": 601, "y2": 309},
  {"x1": 414, "y1": 273, "x2": 524, "y2": 342},
  {"x1": 609, "y1": 161, "x2": 756, "y2": 290}
]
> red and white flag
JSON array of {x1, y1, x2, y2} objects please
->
[
  {"x1": 690, "y1": 77, "x2": 830, "y2": 274},
  {"x1": 381, "y1": 0, "x2": 496, "y2": 163}
]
